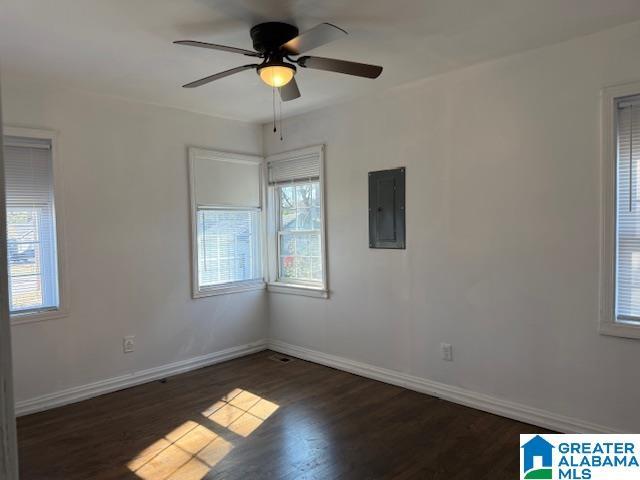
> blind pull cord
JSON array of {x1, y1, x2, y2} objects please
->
[
  {"x1": 631, "y1": 104, "x2": 634, "y2": 213},
  {"x1": 200, "y1": 213, "x2": 208, "y2": 273}
]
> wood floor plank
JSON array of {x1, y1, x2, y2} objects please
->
[{"x1": 17, "y1": 350, "x2": 550, "y2": 479}]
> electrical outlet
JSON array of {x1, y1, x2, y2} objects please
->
[
  {"x1": 123, "y1": 335, "x2": 135, "y2": 353},
  {"x1": 441, "y1": 343, "x2": 453, "y2": 361}
]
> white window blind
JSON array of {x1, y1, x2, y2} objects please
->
[
  {"x1": 4, "y1": 136, "x2": 60, "y2": 314},
  {"x1": 197, "y1": 208, "x2": 261, "y2": 287},
  {"x1": 268, "y1": 154, "x2": 320, "y2": 185},
  {"x1": 192, "y1": 150, "x2": 261, "y2": 208}
]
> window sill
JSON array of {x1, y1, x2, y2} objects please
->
[
  {"x1": 599, "y1": 321, "x2": 640, "y2": 340},
  {"x1": 11, "y1": 308, "x2": 68, "y2": 326},
  {"x1": 267, "y1": 282, "x2": 328, "y2": 299},
  {"x1": 193, "y1": 280, "x2": 266, "y2": 299}
]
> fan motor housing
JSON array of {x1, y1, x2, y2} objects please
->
[{"x1": 250, "y1": 22, "x2": 299, "y2": 53}]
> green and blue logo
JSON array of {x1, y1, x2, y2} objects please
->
[
  {"x1": 520, "y1": 434, "x2": 640, "y2": 480},
  {"x1": 521, "y1": 435, "x2": 554, "y2": 479}
]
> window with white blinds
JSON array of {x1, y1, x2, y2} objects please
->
[
  {"x1": 616, "y1": 96, "x2": 640, "y2": 322},
  {"x1": 4, "y1": 136, "x2": 60, "y2": 314},
  {"x1": 267, "y1": 145, "x2": 327, "y2": 294},
  {"x1": 188, "y1": 148, "x2": 264, "y2": 297},
  {"x1": 196, "y1": 208, "x2": 260, "y2": 287}
]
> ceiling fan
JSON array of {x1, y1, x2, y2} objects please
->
[{"x1": 174, "y1": 22, "x2": 383, "y2": 101}]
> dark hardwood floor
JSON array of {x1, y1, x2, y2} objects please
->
[{"x1": 17, "y1": 350, "x2": 549, "y2": 479}]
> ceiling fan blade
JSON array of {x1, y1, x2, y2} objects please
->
[
  {"x1": 279, "y1": 77, "x2": 301, "y2": 102},
  {"x1": 281, "y1": 23, "x2": 347, "y2": 55},
  {"x1": 298, "y1": 56, "x2": 382, "y2": 78},
  {"x1": 174, "y1": 40, "x2": 259, "y2": 57},
  {"x1": 182, "y1": 64, "x2": 258, "y2": 88}
]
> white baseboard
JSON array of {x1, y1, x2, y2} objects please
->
[
  {"x1": 16, "y1": 337, "x2": 622, "y2": 434},
  {"x1": 267, "y1": 339, "x2": 623, "y2": 434},
  {"x1": 15, "y1": 340, "x2": 267, "y2": 417}
]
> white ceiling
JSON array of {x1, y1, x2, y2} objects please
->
[{"x1": 2, "y1": 0, "x2": 640, "y2": 123}]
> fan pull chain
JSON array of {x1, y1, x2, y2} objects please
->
[
  {"x1": 279, "y1": 94, "x2": 284, "y2": 141},
  {"x1": 272, "y1": 87, "x2": 277, "y2": 133}
]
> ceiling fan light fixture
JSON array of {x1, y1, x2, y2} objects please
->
[
  {"x1": 176, "y1": 22, "x2": 383, "y2": 101},
  {"x1": 258, "y1": 62, "x2": 296, "y2": 88}
]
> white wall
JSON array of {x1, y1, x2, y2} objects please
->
[
  {"x1": 264, "y1": 21, "x2": 640, "y2": 432},
  {"x1": 2, "y1": 80, "x2": 267, "y2": 404}
]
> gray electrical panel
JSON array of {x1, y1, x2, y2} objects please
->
[{"x1": 368, "y1": 167, "x2": 405, "y2": 249}]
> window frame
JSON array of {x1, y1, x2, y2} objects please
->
[
  {"x1": 266, "y1": 145, "x2": 328, "y2": 299},
  {"x1": 4, "y1": 126, "x2": 68, "y2": 325},
  {"x1": 188, "y1": 148, "x2": 266, "y2": 298},
  {"x1": 600, "y1": 81, "x2": 640, "y2": 339}
]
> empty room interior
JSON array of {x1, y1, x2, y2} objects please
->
[{"x1": 1, "y1": 1, "x2": 640, "y2": 479}]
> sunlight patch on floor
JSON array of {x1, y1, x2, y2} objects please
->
[{"x1": 127, "y1": 389, "x2": 279, "y2": 480}]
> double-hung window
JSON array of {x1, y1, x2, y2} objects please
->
[
  {"x1": 4, "y1": 131, "x2": 62, "y2": 318},
  {"x1": 189, "y1": 148, "x2": 264, "y2": 297},
  {"x1": 601, "y1": 83, "x2": 640, "y2": 338},
  {"x1": 267, "y1": 145, "x2": 327, "y2": 297}
]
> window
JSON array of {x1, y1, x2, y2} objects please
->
[
  {"x1": 4, "y1": 132, "x2": 62, "y2": 318},
  {"x1": 267, "y1": 145, "x2": 327, "y2": 297},
  {"x1": 197, "y1": 208, "x2": 261, "y2": 287},
  {"x1": 615, "y1": 96, "x2": 640, "y2": 322},
  {"x1": 189, "y1": 148, "x2": 264, "y2": 297},
  {"x1": 601, "y1": 82, "x2": 640, "y2": 338},
  {"x1": 277, "y1": 181, "x2": 322, "y2": 282}
]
